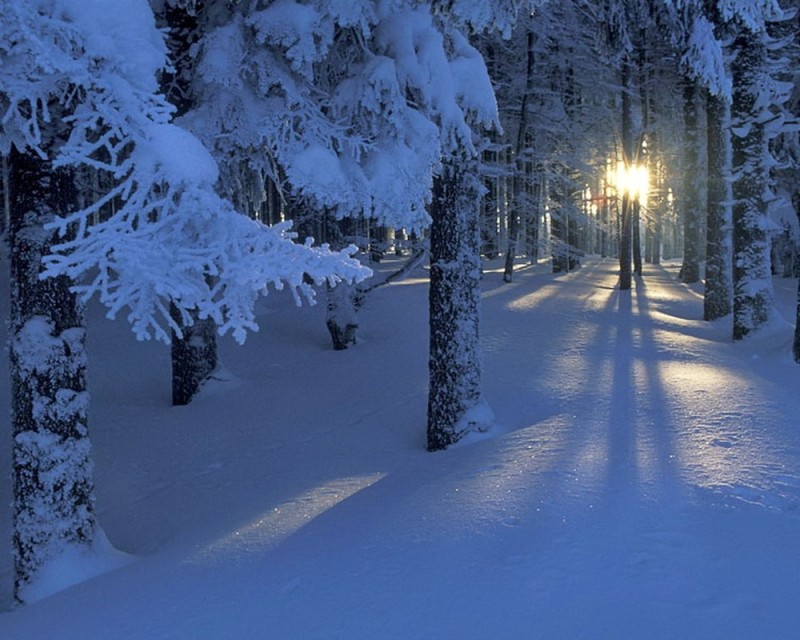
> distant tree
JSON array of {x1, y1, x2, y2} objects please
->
[
  {"x1": 704, "y1": 86, "x2": 732, "y2": 320},
  {"x1": 502, "y1": 27, "x2": 534, "y2": 283},
  {"x1": 678, "y1": 80, "x2": 703, "y2": 284},
  {"x1": 684, "y1": 6, "x2": 734, "y2": 321}
]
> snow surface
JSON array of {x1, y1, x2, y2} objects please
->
[{"x1": 2, "y1": 256, "x2": 800, "y2": 637}]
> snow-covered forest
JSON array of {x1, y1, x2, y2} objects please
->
[{"x1": 1, "y1": 0, "x2": 799, "y2": 637}]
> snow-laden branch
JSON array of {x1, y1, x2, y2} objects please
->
[
  {"x1": 184, "y1": 1, "x2": 502, "y2": 233},
  {"x1": 1, "y1": 0, "x2": 370, "y2": 343}
]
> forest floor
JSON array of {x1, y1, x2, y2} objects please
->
[{"x1": 1, "y1": 255, "x2": 800, "y2": 638}]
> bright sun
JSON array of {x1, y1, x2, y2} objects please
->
[{"x1": 612, "y1": 163, "x2": 649, "y2": 203}]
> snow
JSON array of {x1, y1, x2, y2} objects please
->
[
  {"x1": 133, "y1": 123, "x2": 220, "y2": 187},
  {"x1": 2, "y1": 256, "x2": 800, "y2": 637},
  {"x1": 62, "y1": 0, "x2": 166, "y2": 93},
  {"x1": 17, "y1": 528, "x2": 132, "y2": 604}
]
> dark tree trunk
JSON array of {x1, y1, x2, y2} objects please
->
[
  {"x1": 795, "y1": 193, "x2": 800, "y2": 360},
  {"x1": 170, "y1": 306, "x2": 218, "y2": 405},
  {"x1": 2, "y1": 154, "x2": 9, "y2": 237},
  {"x1": 703, "y1": 90, "x2": 732, "y2": 321},
  {"x1": 619, "y1": 57, "x2": 633, "y2": 290},
  {"x1": 731, "y1": 29, "x2": 773, "y2": 340},
  {"x1": 326, "y1": 282, "x2": 359, "y2": 350},
  {"x1": 633, "y1": 199, "x2": 642, "y2": 276},
  {"x1": 795, "y1": 273, "x2": 800, "y2": 362},
  {"x1": 320, "y1": 217, "x2": 364, "y2": 351},
  {"x1": 504, "y1": 30, "x2": 535, "y2": 283},
  {"x1": 526, "y1": 170, "x2": 542, "y2": 263},
  {"x1": 679, "y1": 80, "x2": 702, "y2": 284},
  {"x1": 8, "y1": 148, "x2": 96, "y2": 600},
  {"x1": 427, "y1": 159, "x2": 489, "y2": 451},
  {"x1": 551, "y1": 194, "x2": 569, "y2": 274}
]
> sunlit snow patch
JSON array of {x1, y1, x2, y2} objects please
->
[
  {"x1": 192, "y1": 473, "x2": 386, "y2": 565},
  {"x1": 19, "y1": 528, "x2": 133, "y2": 604}
]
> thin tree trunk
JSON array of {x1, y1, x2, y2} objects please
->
[
  {"x1": 679, "y1": 80, "x2": 702, "y2": 283},
  {"x1": 427, "y1": 159, "x2": 491, "y2": 451},
  {"x1": 619, "y1": 57, "x2": 633, "y2": 290},
  {"x1": 526, "y1": 169, "x2": 542, "y2": 262},
  {"x1": 2, "y1": 154, "x2": 9, "y2": 237},
  {"x1": 704, "y1": 89, "x2": 732, "y2": 321},
  {"x1": 633, "y1": 199, "x2": 642, "y2": 276},
  {"x1": 504, "y1": 30, "x2": 535, "y2": 283},
  {"x1": 8, "y1": 148, "x2": 96, "y2": 601},
  {"x1": 794, "y1": 192, "x2": 800, "y2": 361}
]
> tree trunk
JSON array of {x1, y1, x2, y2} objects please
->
[
  {"x1": 503, "y1": 30, "x2": 535, "y2": 283},
  {"x1": 170, "y1": 307, "x2": 218, "y2": 405},
  {"x1": 2, "y1": 154, "x2": 9, "y2": 237},
  {"x1": 8, "y1": 148, "x2": 96, "y2": 601},
  {"x1": 633, "y1": 199, "x2": 642, "y2": 276},
  {"x1": 427, "y1": 159, "x2": 491, "y2": 451},
  {"x1": 326, "y1": 281, "x2": 359, "y2": 350},
  {"x1": 679, "y1": 80, "x2": 702, "y2": 284},
  {"x1": 731, "y1": 29, "x2": 773, "y2": 340},
  {"x1": 794, "y1": 191, "x2": 800, "y2": 361},
  {"x1": 526, "y1": 170, "x2": 542, "y2": 263},
  {"x1": 619, "y1": 57, "x2": 633, "y2": 290},
  {"x1": 160, "y1": 3, "x2": 219, "y2": 406},
  {"x1": 703, "y1": 89, "x2": 732, "y2": 321}
]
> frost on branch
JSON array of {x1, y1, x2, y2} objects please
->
[
  {"x1": 183, "y1": 1, "x2": 500, "y2": 233},
  {"x1": 1, "y1": 0, "x2": 370, "y2": 345},
  {"x1": 45, "y1": 119, "x2": 369, "y2": 343},
  {"x1": 681, "y1": 15, "x2": 731, "y2": 99}
]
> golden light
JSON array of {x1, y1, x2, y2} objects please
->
[{"x1": 611, "y1": 163, "x2": 650, "y2": 203}]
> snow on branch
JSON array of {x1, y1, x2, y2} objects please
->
[
  {"x1": 1, "y1": 0, "x2": 370, "y2": 344},
  {"x1": 185, "y1": 1, "x2": 501, "y2": 233},
  {"x1": 681, "y1": 15, "x2": 731, "y2": 99}
]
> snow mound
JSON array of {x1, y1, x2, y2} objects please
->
[{"x1": 19, "y1": 528, "x2": 133, "y2": 604}]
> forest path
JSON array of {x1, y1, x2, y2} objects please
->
[
  {"x1": 482, "y1": 258, "x2": 800, "y2": 513},
  {"x1": 470, "y1": 258, "x2": 800, "y2": 637}
]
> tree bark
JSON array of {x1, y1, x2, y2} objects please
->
[
  {"x1": 8, "y1": 148, "x2": 96, "y2": 600},
  {"x1": 794, "y1": 191, "x2": 800, "y2": 361},
  {"x1": 160, "y1": 3, "x2": 219, "y2": 405},
  {"x1": 633, "y1": 199, "x2": 642, "y2": 276},
  {"x1": 731, "y1": 28, "x2": 773, "y2": 340},
  {"x1": 679, "y1": 80, "x2": 703, "y2": 284},
  {"x1": 170, "y1": 306, "x2": 218, "y2": 405},
  {"x1": 619, "y1": 56, "x2": 633, "y2": 290},
  {"x1": 503, "y1": 30, "x2": 535, "y2": 283},
  {"x1": 703, "y1": 89, "x2": 732, "y2": 321},
  {"x1": 427, "y1": 159, "x2": 490, "y2": 451}
]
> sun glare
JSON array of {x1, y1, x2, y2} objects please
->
[{"x1": 612, "y1": 163, "x2": 650, "y2": 203}]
